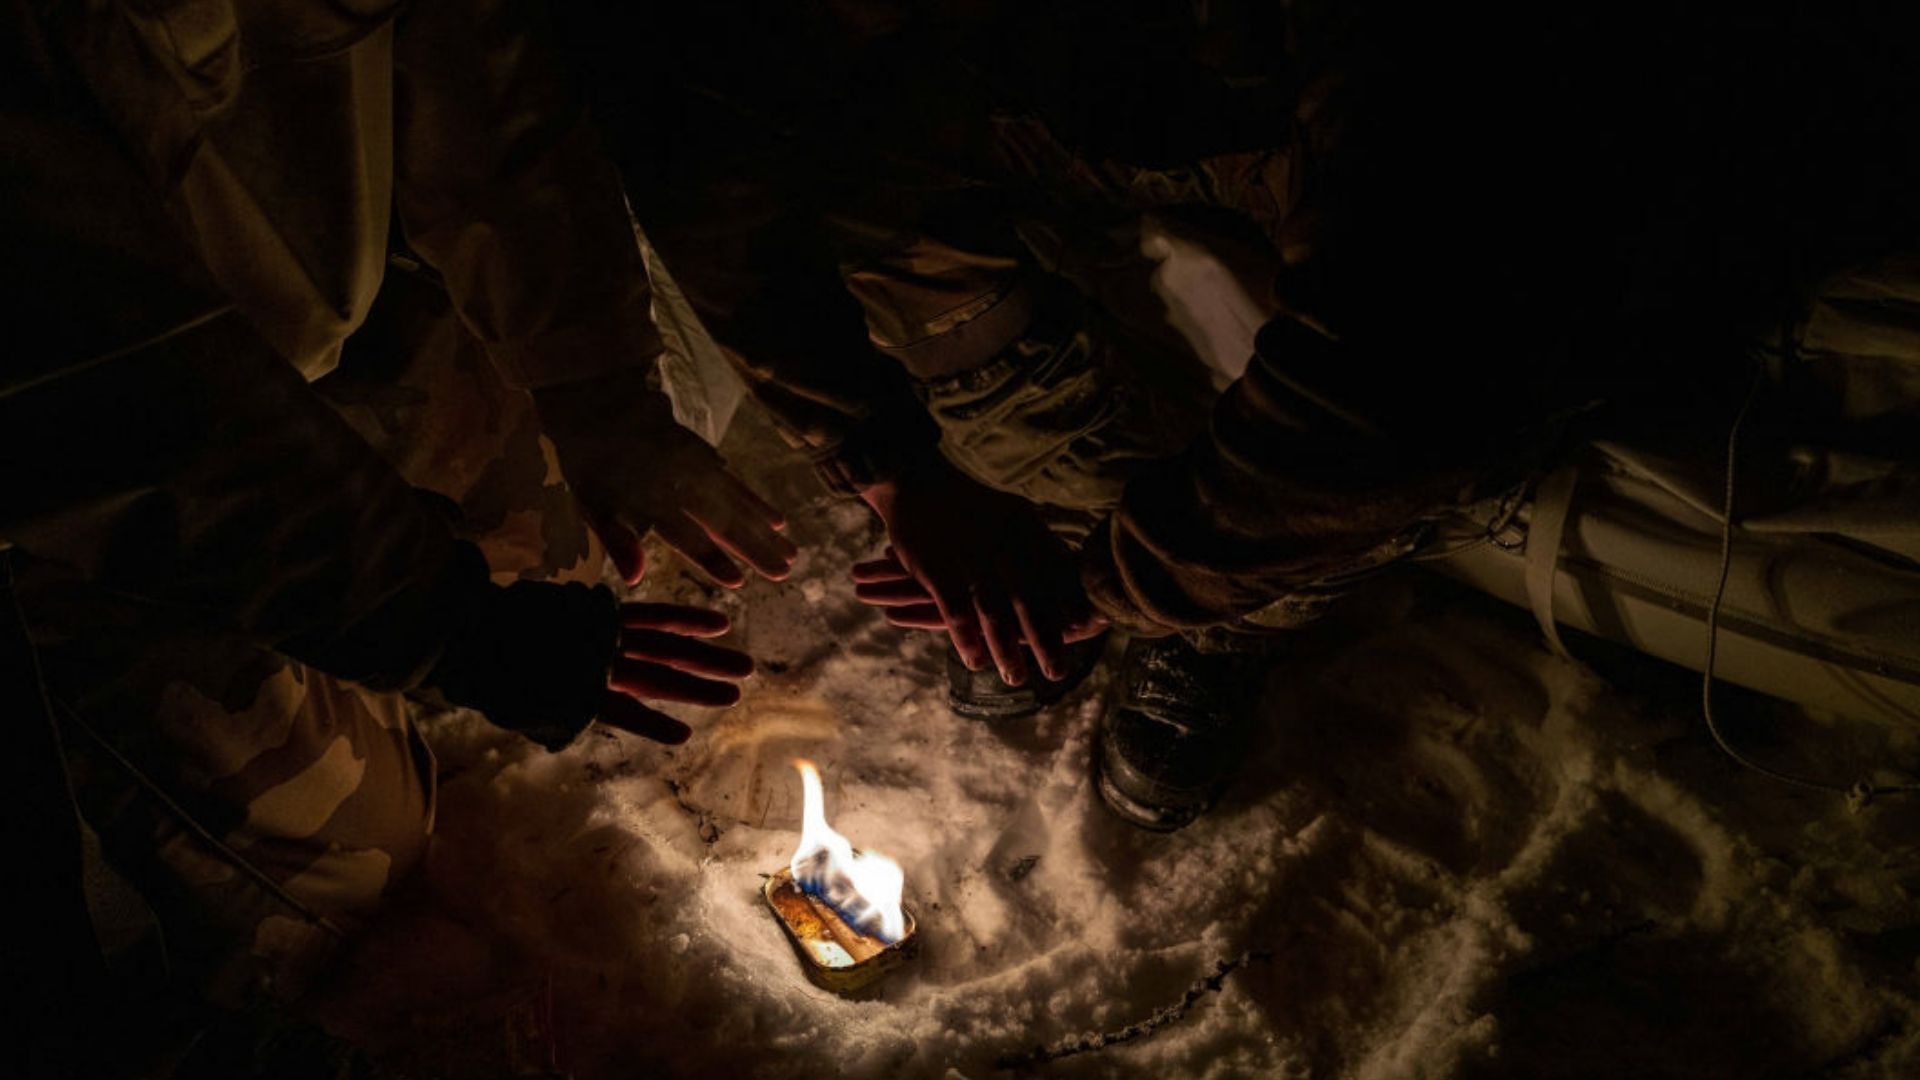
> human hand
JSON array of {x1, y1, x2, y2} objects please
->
[
  {"x1": 533, "y1": 369, "x2": 797, "y2": 587},
  {"x1": 427, "y1": 581, "x2": 753, "y2": 749},
  {"x1": 853, "y1": 460, "x2": 1105, "y2": 686},
  {"x1": 596, "y1": 601, "x2": 753, "y2": 744}
]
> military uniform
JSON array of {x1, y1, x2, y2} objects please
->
[
  {"x1": 569, "y1": 0, "x2": 1431, "y2": 635},
  {"x1": 576, "y1": 0, "x2": 1920, "y2": 638},
  {"x1": 2, "y1": 0, "x2": 648, "y2": 1018},
  {"x1": 569, "y1": 1, "x2": 1281, "y2": 521}
]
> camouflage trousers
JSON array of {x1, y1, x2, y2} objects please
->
[
  {"x1": 914, "y1": 218, "x2": 1370, "y2": 634},
  {"x1": 16, "y1": 263, "x2": 603, "y2": 1010},
  {"x1": 915, "y1": 225, "x2": 1232, "y2": 533}
]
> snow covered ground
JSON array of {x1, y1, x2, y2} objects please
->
[{"x1": 318, "y1": 410, "x2": 1920, "y2": 1079}]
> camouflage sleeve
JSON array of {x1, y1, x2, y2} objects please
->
[
  {"x1": 391, "y1": 0, "x2": 662, "y2": 391},
  {"x1": 1080, "y1": 319, "x2": 1480, "y2": 634},
  {"x1": 0, "y1": 13, "x2": 489, "y2": 691},
  {"x1": 0, "y1": 316, "x2": 493, "y2": 691}
]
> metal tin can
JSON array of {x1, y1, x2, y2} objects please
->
[{"x1": 763, "y1": 867, "x2": 919, "y2": 995}]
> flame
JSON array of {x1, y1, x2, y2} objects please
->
[{"x1": 789, "y1": 759, "x2": 906, "y2": 943}]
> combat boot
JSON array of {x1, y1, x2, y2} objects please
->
[{"x1": 1093, "y1": 634, "x2": 1266, "y2": 831}]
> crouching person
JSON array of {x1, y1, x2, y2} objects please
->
[{"x1": 0, "y1": 0, "x2": 771, "y2": 1072}]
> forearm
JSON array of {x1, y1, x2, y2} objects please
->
[
  {"x1": 1, "y1": 20, "x2": 489, "y2": 689},
  {"x1": 393, "y1": 0, "x2": 661, "y2": 391},
  {"x1": 0, "y1": 310, "x2": 489, "y2": 689}
]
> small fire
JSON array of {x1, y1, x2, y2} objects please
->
[{"x1": 789, "y1": 759, "x2": 906, "y2": 943}]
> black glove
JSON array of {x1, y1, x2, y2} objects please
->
[{"x1": 424, "y1": 580, "x2": 619, "y2": 751}]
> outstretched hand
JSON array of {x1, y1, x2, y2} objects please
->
[
  {"x1": 426, "y1": 579, "x2": 755, "y2": 751},
  {"x1": 854, "y1": 460, "x2": 1105, "y2": 687},
  {"x1": 596, "y1": 601, "x2": 753, "y2": 744},
  {"x1": 534, "y1": 369, "x2": 797, "y2": 588}
]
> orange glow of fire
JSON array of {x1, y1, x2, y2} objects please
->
[{"x1": 789, "y1": 759, "x2": 906, "y2": 943}]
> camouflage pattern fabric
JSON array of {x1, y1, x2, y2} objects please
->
[
  {"x1": 5, "y1": 0, "x2": 645, "y2": 1017},
  {"x1": 19, "y1": 266, "x2": 604, "y2": 1011},
  {"x1": 913, "y1": 285, "x2": 1214, "y2": 536},
  {"x1": 322, "y1": 262, "x2": 607, "y2": 587}
]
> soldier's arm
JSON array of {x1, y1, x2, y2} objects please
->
[
  {"x1": 698, "y1": 233, "x2": 947, "y2": 500},
  {"x1": 390, "y1": 0, "x2": 795, "y2": 587},
  {"x1": 831, "y1": 216, "x2": 1121, "y2": 682},
  {"x1": 389, "y1": 0, "x2": 659, "y2": 392},
  {"x1": 0, "y1": 25, "x2": 612, "y2": 750},
  {"x1": 1080, "y1": 319, "x2": 1478, "y2": 634},
  {"x1": 3, "y1": 2, "x2": 753, "y2": 748},
  {"x1": 0, "y1": 9, "x2": 494, "y2": 691}
]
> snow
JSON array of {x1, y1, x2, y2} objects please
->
[{"x1": 314, "y1": 409, "x2": 1920, "y2": 1079}]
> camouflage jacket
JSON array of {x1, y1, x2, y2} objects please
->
[{"x1": 0, "y1": 0, "x2": 657, "y2": 685}]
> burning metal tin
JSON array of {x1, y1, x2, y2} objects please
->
[{"x1": 764, "y1": 866, "x2": 918, "y2": 995}]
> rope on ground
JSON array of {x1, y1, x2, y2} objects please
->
[
  {"x1": 993, "y1": 946, "x2": 1272, "y2": 1071},
  {"x1": 1699, "y1": 340, "x2": 1919, "y2": 811}
]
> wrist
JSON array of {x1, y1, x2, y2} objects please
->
[
  {"x1": 811, "y1": 407, "x2": 945, "y2": 497},
  {"x1": 423, "y1": 580, "x2": 619, "y2": 751}
]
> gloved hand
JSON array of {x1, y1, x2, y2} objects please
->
[
  {"x1": 851, "y1": 458, "x2": 1105, "y2": 686},
  {"x1": 425, "y1": 579, "x2": 752, "y2": 748},
  {"x1": 532, "y1": 367, "x2": 797, "y2": 587}
]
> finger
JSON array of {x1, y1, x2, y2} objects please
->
[
  {"x1": 1062, "y1": 611, "x2": 1111, "y2": 644},
  {"x1": 721, "y1": 474, "x2": 788, "y2": 532},
  {"x1": 621, "y1": 628, "x2": 754, "y2": 679},
  {"x1": 688, "y1": 509, "x2": 798, "y2": 582},
  {"x1": 588, "y1": 512, "x2": 647, "y2": 587},
  {"x1": 610, "y1": 656, "x2": 743, "y2": 708},
  {"x1": 620, "y1": 602, "x2": 732, "y2": 637},
  {"x1": 853, "y1": 578, "x2": 937, "y2": 606},
  {"x1": 851, "y1": 556, "x2": 913, "y2": 584},
  {"x1": 1011, "y1": 592, "x2": 1067, "y2": 681},
  {"x1": 654, "y1": 516, "x2": 748, "y2": 587},
  {"x1": 597, "y1": 689, "x2": 692, "y2": 745},
  {"x1": 881, "y1": 604, "x2": 947, "y2": 630},
  {"x1": 610, "y1": 542, "x2": 646, "y2": 587},
  {"x1": 972, "y1": 584, "x2": 1029, "y2": 686},
  {"x1": 888, "y1": 603, "x2": 1104, "y2": 644},
  {"x1": 926, "y1": 578, "x2": 988, "y2": 672}
]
